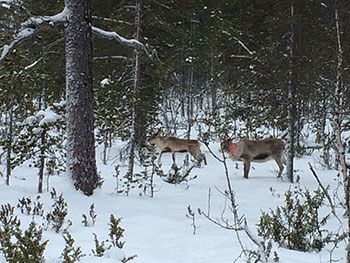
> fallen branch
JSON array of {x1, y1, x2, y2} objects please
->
[
  {"x1": 201, "y1": 142, "x2": 269, "y2": 262},
  {"x1": 308, "y1": 163, "x2": 342, "y2": 223}
]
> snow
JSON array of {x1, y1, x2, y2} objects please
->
[
  {"x1": 0, "y1": 140, "x2": 347, "y2": 262},
  {"x1": 22, "y1": 6, "x2": 69, "y2": 28},
  {"x1": 23, "y1": 107, "x2": 61, "y2": 127},
  {"x1": 92, "y1": 27, "x2": 143, "y2": 47},
  {"x1": 1, "y1": 3, "x2": 10, "y2": 9},
  {"x1": 0, "y1": 28, "x2": 35, "y2": 61},
  {"x1": 37, "y1": 108, "x2": 61, "y2": 126},
  {"x1": 100, "y1": 78, "x2": 110, "y2": 87}
]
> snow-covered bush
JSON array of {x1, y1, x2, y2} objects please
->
[{"x1": 15, "y1": 103, "x2": 66, "y2": 172}]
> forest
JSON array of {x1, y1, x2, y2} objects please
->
[{"x1": 0, "y1": 0, "x2": 350, "y2": 262}]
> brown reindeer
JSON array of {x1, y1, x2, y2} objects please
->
[
  {"x1": 149, "y1": 129, "x2": 207, "y2": 166},
  {"x1": 219, "y1": 136, "x2": 285, "y2": 179}
]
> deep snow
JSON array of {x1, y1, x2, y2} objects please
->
[{"x1": 0, "y1": 140, "x2": 347, "y2": 263}]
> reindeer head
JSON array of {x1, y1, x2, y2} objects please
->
[
  {"x1": 219, "y1": 133, "x2": 234, "y2": 153},
  {"x1": 219, "y1": 138, "x2": 233, "y2": 153},
  {"x1": 149, "y1": 128, "x2": 163, "y2": 145}
]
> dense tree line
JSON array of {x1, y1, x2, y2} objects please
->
[
  {"x1": 0, "y1": 0, "x2": 349, "y2": 189},
  {"x1": 0, "y1": 0, "x2": 350, "y2": 260}
]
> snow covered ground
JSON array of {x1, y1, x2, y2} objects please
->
[{"x1": 0, "y1": 141, "x2": 347, "y2": 262}]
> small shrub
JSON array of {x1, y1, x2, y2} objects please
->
[
  {"x1": 157, "y1": 162, "x2": 197, "y2": 184},
  {"x1": 15, "y1": 221, "x2": 48, "y2": 263},
  {"x1": 108, "y1": 215, "x2": 125, "y2": 249},
  {"x1": 0, "y1": 204, "x2": 48, "y2": 263},
  {"x1": 257, "y1": 186, "x2": 331, "y2": 252},
  {"x1": 91, "y1": 233, "x2": 110, "y2": 257},
  {"x1": 61, "y1": 231, "x2": 84, "y2": 263},
  {"x1": 82, "y1": 204, "x2": 97, "y2": 227},
  {"x1": 17, "y1": 197, "x2": 32, "y2": 215},
  {"x1": 17, "y1": 196, "x2": 44, "y2": 216},
  {"x1": 45, "y1": 188, "x2": 68, "y2": 233}
]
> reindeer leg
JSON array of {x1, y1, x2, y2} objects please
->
[
  {"x1": 274, "y1": 157, "x2": 284, "y2": 178},
  {"x1": 202, "y1": 154, "x2": 207, "y2": 166},
  {"x1": 172, "y1": 152, "x2": 176, "y2": 164},
  {"x1": 243, "y1": 160, "x2": 251, "y2": 179},
  {"x1": 158, "y1": 151, "x2": 164, "y2": 165}
]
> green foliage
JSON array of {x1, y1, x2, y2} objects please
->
[
  {"x1": 0, "y1": 195, "x2": 134, "y2": 262},
  {"x1": 91, "y1": 215, "x2": 130, "y2": 259},
  {"x1": 108, "y1": 215, "x2": 125, "y2": 249},
  {"x1": 82, "y1": 204, "x2": 97, "y2": 227},
  {"x1": 17, "y1": 196, "x2": 44, "y2": 216},
  {"x1": 257, "y1": 186, "x2": 331, "y2": 252},
  {"x1": 61, "y1": 231, "x2": 84, "y2": 263},
  {"x1": 91, "y1": 233, "x2": 109, "y2": 257},
  {"x1": 15, "y1": 222, "x2": 48, "y2": 263},
  {"x1": 115, "y1": 152, "x2": 158, "y2": 197},
  {"x1": 45, "y1": 188, "x2": 68, "y2": 233},
  {"x1": 0, "y1": 204, "x2": 48, "y2": 263}
]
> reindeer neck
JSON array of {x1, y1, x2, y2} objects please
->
[{"x1": 229, "y1": 143, "x2": 236, "y2": 154}]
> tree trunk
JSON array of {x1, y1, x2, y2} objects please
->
[
  {"x1": 6, "y1": 110, "x2": 12, "y2": 186},
  {"x1": 286, "y1": 1, "x2": 298, "y2": 183},
  {"x1": 65, "y1": 0, "x2": 98, "y2": 196},
  {"x1": 333, "y1": 0, "x2": 349, "y2": 260},
  {"x1": 38, "y1": 129, "x2": 46, "y2": 193},
  {"x1": 128, "y1": 0, "x2": 143, "y2": 179}
]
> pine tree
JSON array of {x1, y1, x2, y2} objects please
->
[{"x1": 65, "y1": 0, "x2": 98, "y2": 195}]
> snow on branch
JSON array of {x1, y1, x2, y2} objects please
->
[
  {"x1": 1, "y1": 5, "x2": 156, "y2": 62},
  {"x1": 92, "y1": 26, "x2": 154, "y2": 58},
  {"x1": 21, "y1": 6, "x2": 68, "y2": 28},
  {"x1": 0, "y1": 28, "x2": 35, "y2": 61},
  {"x1": 232, "y1": 36, "x2": 254, "y2": 56},
  {"x1": 0, "y1": 7, "x2": 68, "y2": 62}
]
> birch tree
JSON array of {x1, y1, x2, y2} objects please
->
[
  {"x1": 0, "y1": 0, "x2": 149, "y2": 195},
  {"x1": 333, "y1": 0, "x2": 350, "y2": 260},
  {"x1": 127, "y1": 0, "x2": 142, "y2": 180},
  {"x1": 285, "y1": 1, "x2": 298, "y2": 183}
]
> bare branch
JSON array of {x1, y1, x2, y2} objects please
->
[
  {"x1": 203, "y1": 142, "x2": 225, "y2": 163},
  {"x1": 308, "y1": 163, "x2": 342, "y2": 224},
  {"x1": 93, "y1": 55, "x2": 128, "y2": 62},
  {"x1": 91, "y1": 15, "x2": 133, "y2": 26},
  {"x1": 232, "y1": 36, "x2": 254, "y2": 55}
]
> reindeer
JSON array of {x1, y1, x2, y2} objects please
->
[
  {"x1": 219, "y1": 135, "x2": 285, "y2": 179},
  {"x1": 149, "y1": 129, "x2": 207, "y2": 166}
]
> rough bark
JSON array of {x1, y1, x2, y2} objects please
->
[{"x1": 65, "y1": 0, "x2": 98, "y2": 196}]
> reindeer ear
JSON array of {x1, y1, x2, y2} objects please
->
[{"x1": 157, "y1": 128, "x2": 163, "y2": 136}]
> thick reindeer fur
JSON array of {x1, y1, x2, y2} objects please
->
[
  {"x1": 220, "y1": 138, "x2": 285, "y2": 179},
  {"x1": 149, "y1": 130, "x2": 207, "y2": 166}
]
